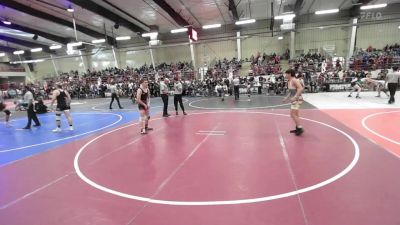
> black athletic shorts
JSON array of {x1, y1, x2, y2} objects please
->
[
  {"x1": 3, "y1": 109, "x2": 10, "y2": 116},
  {"x1": 56, "y1": 105, "x2": 71, "y2": 111}
]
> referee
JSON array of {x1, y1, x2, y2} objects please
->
[
  {"x1": 386, "y1": 66, "x2": 400, "y2": 104},
  {"x1": 233, "y1": 76, "x2": 240, "y2": 100},
  {"x1": 160, "y1": 78, "x2": 170, "y2": 117},
  {"x1": 109, "y1": 81, "x2": 123, "y2": 109},
  {"x1": 22, "y1": 86, "x2": 41, "y2": 129},
  {"x1": 174, "y1": 77, "x2": 187, "y2": 115}
]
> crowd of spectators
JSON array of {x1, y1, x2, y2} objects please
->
[
  {"x1": 349, "y1": 43, "x2": 400, "y2": 71},
  {"x1": 3, "y1": 45, "x2": 398, "y2": 101}
]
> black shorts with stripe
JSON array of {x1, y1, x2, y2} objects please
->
[{"x1": 56, "y1": 105, "x2": 71, "y2": 111}]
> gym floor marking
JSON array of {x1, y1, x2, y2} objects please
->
[
  {"x1": 362, "y1": 110, "x2": 400, "y2": 145},
  {"x1": 0, "y1": 113, "x2": 122, "y2": 153},
  {"x1": 189, "y1": 97, "x2": 291, "y2": 110},
  {"x1": 74, "y1": 111, "x2": 360, "y2": 206},
  {"x1": 91, "y1": 98, "x2": 189, "y2": 111}
]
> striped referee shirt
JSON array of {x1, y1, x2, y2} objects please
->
[
  {"x1": 160, "y1": 82, "x2": 169, "y2": 94},
  {"x1": 386, "y1": 71, "x2": 400, "y2": 84},
  {"x1": 174, "y1": 82, "x2": 183, "y2": 95}
]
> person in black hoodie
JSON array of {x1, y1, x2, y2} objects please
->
[{"x1": 35, "y1": 98, "x2": 48, "y2": 114}]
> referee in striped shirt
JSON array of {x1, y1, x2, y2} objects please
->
[
  {"x1": 160, "y1": 78, "x2": 170, "y2": 117},
  {"x1": 386, "y1": 66, "x2": 400, "y2": 104},
  {"x1": 109, "y1": 82, "x2": 123, "y2": 109},
  {"x1": 174, "y1": 77, "x2": 187, "y2": 115}
]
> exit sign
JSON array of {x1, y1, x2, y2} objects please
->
[{"x1": 188, "y1": 27, "x2": 198, "y2": 41}]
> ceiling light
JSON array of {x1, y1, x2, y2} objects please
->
[
  {"x1": 11, "y1": 59, "x2": 45, "y2": 64},
  {"x1": 275, "y1": 14, "x2": 296, "y2": 20},
  {"x1": 360, "y1": 3, "x2": 387, "y2": 10},
  {"x1": 141, "y1": 32, "x2": 158, "y2": 38},
  {"x1": 278, "y1": 36, "x2": 283, "y2": 40},
  {"x1": 315, "y1": 9, "x2": 339, "y2": 15},
  {"x1": 13, "y1": 50, "x2": 24, "y2": 55},
  {"x1": 203, "y1": 24, "x2": 222, "y2": 29},
  {"x1": 0, "y1": 53, "x2": 5, "y2": 57},
  {"x1": 92, "y1": 39, "x2": 106, "y2": 44},
  {"x1": 171, "y1": 28, "x2": 188, "y2": 33},
  {"x1": 235, "y1": 19, "x2": 256, "y2": 25},
  {"x1": 149, "y1": 40, "x2": 161, "y2": 45},
  {"x1": 31, "y1": 48, "x2": 42, "y2": 53},
  {"x1": 67, "y1": 42, "x2": 82, "y2": 47},
  {"x1": 2, "y1": 20, "x2": 11, "y2": 25},
  {"x1": 67, "y1": 6, "x2": 74, "y2": 12},
  {"x1": 116, "y1": 36, "x2": 131, "y2": 41},
  {"x1": 49, "y1": 45, "x2": 62, "y2": 50}
]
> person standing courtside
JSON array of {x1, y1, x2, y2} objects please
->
[
  {"x1": 0, "y1": 101, "x2": 11, "y2": 127},
  {"x1": 136, "y1": 79, "x2": 153, "y2": 134},
  {"x1": 50, "y1": 84, "x2": 74, "y2": 132},
  {"x1": 283, "y1": 69, "x2": 304, "y2": 136},
  {"x1": 174, "y1": 77, "x2": 187, "y2": 115},
  {"x1": 233, "y1": 76, "x2": 240, "y2": 100},
  {"x1": 385, "y1": 66, "x2": 400, "y2": 104},
  {"x1": 109, "y1": 81, "x2": 123, "y2": 109},
  {"x1": 22, "y1": 86, "x2": 41, "y2": 129},
  {"x1": 160, "y1": 78, "x2": 170, "y2": 117}
]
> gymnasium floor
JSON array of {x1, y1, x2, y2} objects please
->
[{"x1": 1, "y1": 93, "x2": 400, "y2": 225}]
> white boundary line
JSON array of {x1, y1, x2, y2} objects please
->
[
  {"x1": 274, "y1": 119, "x2": 310, "y2": 225},
  {"x1": 188, "y1": 96, "x2": 291, "y2": 110},
  {"x1": 196, "y1": 133, "x2": 225, "y2": 136},
  {"x1": 198, "y1": 130, "x2": 226, "y2": 133},
  {"x1": 91, "y1": 98, "x2": 189, "y2": 111},
  {"x1": 0, "y1": 113, "x2": 123, "y2": 153},
  {"x1": 74, "y1": 111, "x2": 360, "y2": 206},
  {"x1": 361, "y1": 110, "x2": 400, "y2": 145},
  {"x1": 0, "y1": 125, "x2": 168, "y2": 210}
]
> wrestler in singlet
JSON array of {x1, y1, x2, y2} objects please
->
[
  {"x1": 138, "y1": 87, "x2": 148, "y2": 111},
  {"x1": 56, "y1": 89, "x2": 70, "y2": 111}
]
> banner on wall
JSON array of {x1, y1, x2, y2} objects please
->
[
  {"x1": 323, "y1": 45, "x2": 336, "y2": 52},
  {"x1": 0, "y1": 62, "x2": 26, "y2": 73}
]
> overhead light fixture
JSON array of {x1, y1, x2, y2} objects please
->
[
  {"x1": 13, "y1": 50, "x2": 25, "y2": 55},
  {"x1": 360, "y1": 3, "x2": 387, "y2": 10},
  {"x1": 149, "y1": 40, "x2": 161, "y2": 45},
  {"x1": 0, "y1": 53, "x2": 5, "y2": 57},
  {"x1": 141, "y1": 32, "x2": 158, "y2": 38},
  {"x1": 2, "y1": 20, "x2": 11, "y2": 25},
  {"x1": 116, "y1": 36, "x2": 131, "y2": 41},
  {"x1": 171, "y1": 28, "x2": 188, "y2": 33},
  {"x1": 67, "y1": 42, "x2": 82, "y2": 47},
  {"x1": 11, "y1": 59, "x2": 45, "y2": 64},
  {"x1": 315, "y1": 9, "x2": 339, "y2": 15},
  {"x1": 278, "y1": 36, "x2": 283, "y2": 40},
  {"x1": 275, "y1": 14, "x2": 296, "y2": 20},
  {"x1": 235, "y1": 19, "x2": 256, "y2": 25},
  {"x1": 49, "y1": 45, "x2": 62, "y2": 50},
  {"x1": 203, "y1": 24, "x2": 222, "y2": 29},
  {"x1": 67, "y1": 6, "x2": 74, "y2": 12},
  {"x1": 92, "y1": 39, "x2": 106, "y2": 44},
  {"x1": 31, "y1": 48, "x2": 43, "y2": 53}
]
